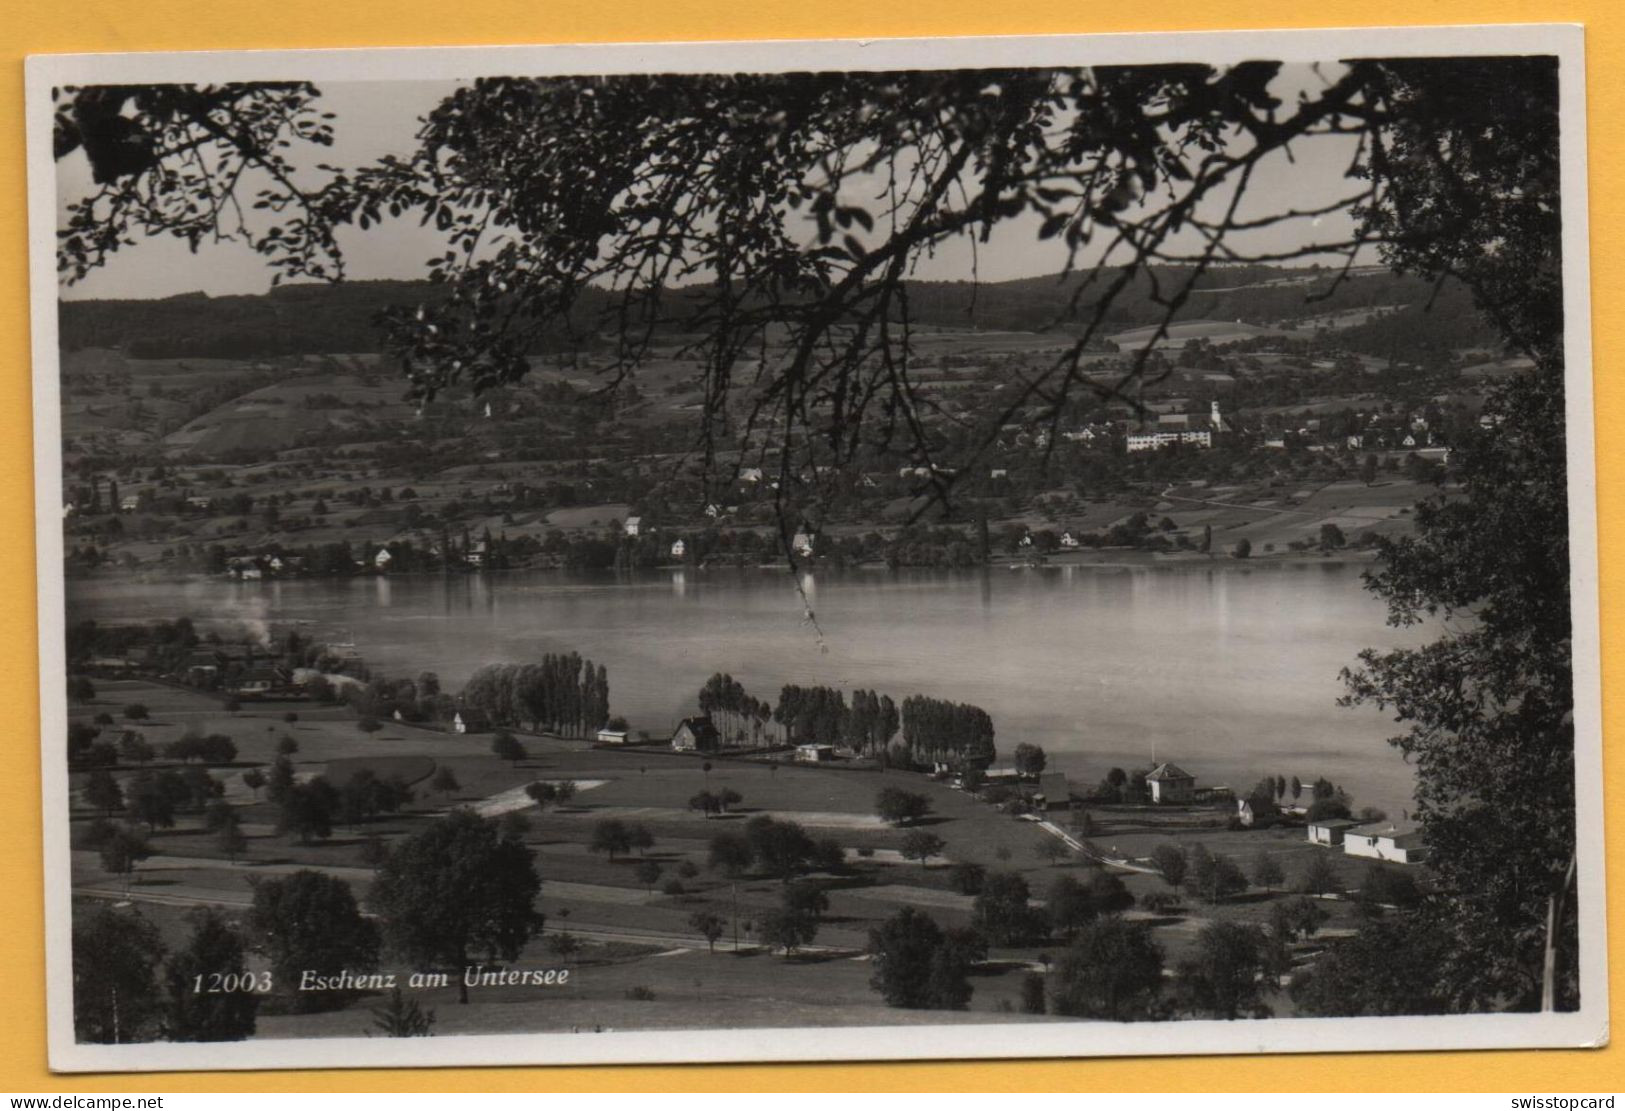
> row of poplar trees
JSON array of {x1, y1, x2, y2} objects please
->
[
  {"x1": 459, "y1": 654, "x2": 610, "y2": 736},
  {"x1": 710, "y1": 678, "x2": 992, "y2": 767}
]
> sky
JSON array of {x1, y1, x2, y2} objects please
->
[{"x1": 57, "y1": 64, "x2": 1369, "y2": 302}]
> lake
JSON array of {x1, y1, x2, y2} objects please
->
[{"x1": 67, "y1": 560, "x2": 1429, "y2": 817}]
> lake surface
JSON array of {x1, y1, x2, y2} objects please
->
[{"x1": 67, "y1": 561, "x2": 1429, "y2": 817}]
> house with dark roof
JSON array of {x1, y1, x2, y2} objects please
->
[
  {"x1": 452, "y1": 709, "x2": 490, "y2": 734},
  {"x1": 1307, "y1": 817, "x2": 1360, "y2": 846},
  {"x1": 1033, "y1": 772, "x2": 1073, "y2": 811},
  {"x1": 671, "y1": 717, "x2": 720, "y2": 753},
  {"x1": 1145, "y1": 762, "x2": 1197, "y2": 804}
]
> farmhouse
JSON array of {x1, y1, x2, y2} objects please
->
[
  {"x1": 1126, "y1": 429, "x2": 1213, "y2": 452},
  {"x1": 791, "y1": 531, "x2": 816, "y2": 557},
  {"x1": 1307, "y1": 817, "x2": 1360, "y2": 846},
  {"x1": 374, "y1": 547, "x2": 393, "y2": 570},
  {"x1": 794, "y1": 743, "x2": 836, "y2": 763},
  {"x1": 595, "y1": 726, "x2": 631, "y2": 745},
  {"x1": 670, "y1": 539, "x2": 687, "y2": 559},
  {"x1": 1344, "y1": 824, "x2": 1430, "y2": 865},
  {"x1": 1033, "y1": 772, "x2": 1072, "y2": 811},
  {"x1": 671, "y1": 716, "x2": 720, "y2": 753},
  {"x1": 452, "y1": 709, "x2": 489, "y2": 735},
  {"x1": 623, "y1": 517, "x2": 642, "y2": 537},
  {"x1": 1145, "y1": 762, "x2": 1197, "y2": 804},
  {"x1": 229, "y1": 666, "x2": 288, "y2": 696}
]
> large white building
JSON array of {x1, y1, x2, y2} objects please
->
[{"x1": 1125, "y1": 401, "x2": 1225, "y2": 452}]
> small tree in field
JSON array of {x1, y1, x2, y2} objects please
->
[
  {"x1": 431, "y1": 767, "x2": 460, "y2": 798},
  {"x1": 357, "y1": 717, "x2": 382, "y2": 735},
  {"x1": 634, "y1": 859, "x2": 663, "y2": 892},
  {"x1": 276, "y1": 736, "x2": 299, "y2": 758},
  {"x1": 241, "y1": 768, "x2": 266, "y2": 799},
  {"x1": 491, "y1": 731, "x2": 525, "y2": 766},
  {"x1": 689, "y1": 910, "x2": 726, "y2": 953},
  {"x1": 100, "y1": 826, "x2": 151, "y2": 893},
  {"x1": 1151, "y1": 844, "x2": 1187, "y2": 889},
  {"x1": 900, "y1": 830, "x2": 945, "y2": 868},
  {"x1": 1037, "y1": 838, "x2": 1071, "y2": 867},
  {"x1": 875, "y1": 786, "x2": 931, "y2": 826},
  {"x1": 216, "y1": 822, "x2": 249, "y2": 864},
  {"x1": 369, "y1": 987, "x2": 435, "y2": 1037},
  {"x1": 589, "y1": 819, "x2": 633, "y2": 860},
  {"x1": 82, "y1": 769, "x2": 124, "y2": 816},
  {"x1": 123, "y1": 703, "x2": 150, "y2": 722},
  {"x1": 1253, "y1": 853, "x2": 1286, "y2": 893}
]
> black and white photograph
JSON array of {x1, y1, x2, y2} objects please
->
[{"x1": 26, "y1": 25, "x2": 1606, "y2": 1072}]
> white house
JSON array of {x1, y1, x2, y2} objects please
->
[
  {"x1": 1236, "y1": 799, "x2": 1256, "y2": 827},
  {"x1": 374, "y1": 547, "x2": 393, "y2": 570},
  {"x1": 794, "y1": 743, "x2": 835, "y2": 763},
  {"x1": 791, "y1": 531, "x2": 815, "y2": 557},
  {"x1": 595, "y1": 727, "x2": 631, "y2": 745},
  {"x1": 739, "y1": 468, "x2": 764, "y2": 484},
  {"x1": 1307, "y1": 818, "x2": 1359, "y2": 846},
  {"x1": 452, "y1": 709, "x2": 489, "y2": 734},
  {"x1": 1343, "y1": 824, "x2": 1429, "y2": 864},
  {"x1": 670, "y1": 539, "x2": 687, "y2": 559},
  {"x1": 623, "y1": 517, "x2": 642, "y2": 537},
  {"x1": 1059, "y1": 531, "x2": 1080, "y2": 549},
  {"x1": 1145, "y1": 762, "x2": 1196, "y2": 804}
]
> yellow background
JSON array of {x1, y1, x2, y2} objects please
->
[{"x1": 0, "y1": 0, "x2": 1618, "y2": 1092}]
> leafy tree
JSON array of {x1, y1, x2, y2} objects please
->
[
  {"x1": 875, "y1": 786, "x2": 931, "y2": 827},
  {"x1": 526, "y1": 780, "x2": 559, "y2": 809},
  {"x1": 707, "y1": 831, "x2": 754, "y2": 877},
  {"x1": 867, "y1": 906, "x2": 975, "y2": 1011},
  {"x1": 99, "y1": 825, "x2": 152, "y2": 892},
  {"x1": 369, "y1": 987, "x2": 436, "y2": 1037},
  {"x1": 369, "y1": 809, "x2": 543, "y2": 1003},
  {"x1": 72, "y1": 905, "x2": 166, "y2": 1044},
  {"x1": 744, "y1": 816, "x2": 816, "y2": 882},
  {"x1": 1046, "y1": 874, "x2": 1094, "y2": 938},
  {"x1": 688, "y1": 789, "x2": 720, "y2": 818},
  {"x1": 629, "y1": 824, "x2": 656, "y2": 856},
  {"x1": 1252, "y1": 853, "x2": 1286, "y2": 893},
  {"x1": 716, "y1": 787, "x2": 743, "y2": 813},
  {"x1": 634, "y1": 859, "x2": 663, "y2": 892},
  {"x1": 689, "y1": 910, "x2": 726, "y2": 954},
  {"x1": 1050, "y1": 915, "x2": 1166, "y2": 1021},
  {"x1": 1036, "y1": 838, "x2": 1071, "y2": 867},
  {"x1": 900, "y1": 830, "x2": 945, "y2": 868},
  {"x1": 162, "y1": 909, "x2": 259, "y2": 1041},
  {"x1": 1012, "y1": 743, "x2": 1047, "y2": 777},
  {"x1": 125, "y1": 771, "x2": 176, "y2": 832},
  {"x1": 1175, "y1": 921, "x2": 1272, "y2": 1020},
  {"x1": 947, "y1": 861, "x2": 986, "y2": 895},
  {"x1": 118, "y1": 731, "x2": 155, "y2": 767},
  {"x1": 589, "y1": 818, "x2": 633, "y2": 860},
  {"x1": 491, "y1": 730, "x2": 526, "y2": 766},
  {"x1": 760, "y1": 882, "x2": 828, "y2": 956},
  {"x1": 1298, "y1": 852, "x2": 1344, "y2": 897},
  {"x1": 1087, "y1": 870, "x2": 1135, "y2": 915},
  {"x1": 1150, "y1": 844, "x2": 1187, "y2": 889},
  {"x1": 1021, "y1": 971, "x2": 1048, "y2": 1015},
  {"x1": 82, "y1": 768, "x2": 124, "y2": 815},
  {"x1": 203, "y1": 797, "x2": 238, "y2": 832},
  {"x1": 972, "y1": 871, "x2": 1039, "y2": 946},
  {"x1": 265, "y1": 755, "x2": 296, "y2": 805},
  {"x1": 497, "y1": 810, "x2": 531, "y2": 843},
  {"x1": 276, "y1": 736, "x2": 300, "y2": 758},
  {"x1": 1232, "y1": 538, "x2": 1252, "y2": 560},
  {"x1": 246, "y1": 870, "x2": 381, "y2": 1013},
  {"x1": 431, "y1": 766, "x2": 462, "y2": 797},
  {"x1": 1184, "y1": 845, "x2": 1248, "y2": 904},
  {"x1": 122, "y1": 703, "x2": 149, "y2": 722},
  {"x1": 216, "y1": 822, "x2": 249, "y2": 864},
  {"x1": 1290, "y1": 914, "x2": 1451, "y2": 1017},
  {"x1": 276, "y1": 778, "x2": 339, "y2": 843}
]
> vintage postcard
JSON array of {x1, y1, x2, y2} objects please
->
[{"x1": 26, "y1": 24, "x2": 1606, "y2": 1072}]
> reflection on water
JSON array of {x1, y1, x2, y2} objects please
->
[{"x1": 68, "y1": 561, "x2": 1427, "y2": 815}]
